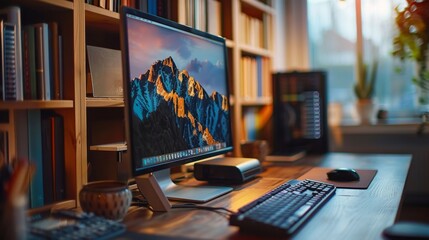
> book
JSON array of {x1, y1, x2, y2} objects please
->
[
  {"x1": 177, "y1": 0, "x2": 186, "y2": 25},
  {"x1": 49, "y1": 22, "x2": 61, "y2": 100},
  {"x1": 33, "y1": 23, "x2": 51, "y2": 100},
  {"x1": 0, "y1": 6, "x2": 23, "y2": 101},
  {"x1": 51, "y1": 112, "x2": 65, "y2": 201},
  {"x1": 41, "y1": 111, "x2": 54, "y2": 204},
  {"x1": 147, "y1": 0, "x2": 157, "y2": 15},
  {"x1": 137, "y1": 0, "x2": 148, "y2": 12},
  {"x1": 198, "y1": 0, "x2": 208, "y2": 31},
  {"x1": 1, "y1": 20, "x2": 17, "y2": 100},
  {"x1": 106, "y1": 0, "x2": 114, "y2": 11},
  {"x1": 243, "y1": 108, "x2": 259, "y2": 141},
  {"x1": 207, "y1": 0, "x2": 221, "y2": 36},
  {"x1": 40, "y1": 110, "x2": 66, "y2": 203},
  {"x1": 86, "y1": 45, "x2": 123, "y2": 97},
  {"x1": 22, "y1": 25, "x2": 37, "y2": 100},
  {"x1": 0, "y1": 130, "x2": 8, "y2": 165},
  {"x1": 27, "y1": 109, "x2": 44, "y2": 208},
  {"x1": 58, "y1": 35, "x2": 63, "y2": 100},
  {"x1": 14, "y1": 110, "x2": 32, "y2": 203}
]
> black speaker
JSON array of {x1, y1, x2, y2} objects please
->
[{"x1": 271, "y1": 71, "x2": 328, "y2": 154}]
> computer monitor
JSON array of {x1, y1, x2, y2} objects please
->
[{"x1": 120, "y1": 7, "x2": 233, "y2": 205}]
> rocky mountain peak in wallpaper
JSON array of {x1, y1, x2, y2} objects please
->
[{"x1": 130, "y1": 56, "x2": 231, "y2": 159}]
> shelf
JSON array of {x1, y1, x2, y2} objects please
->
[
  {"x1": 8, "y1": 0, "x2": 74, "y2": 10},
  {"x1": 85, "y1": 3, "x2": 119, "y2": 32},
  {"x1": 0, "y1": 100, "x2": 74, "y2": 110},
  {"x1": 241, "y1": 97, "x2": 272, "y2": 106},
  {"x1": 86, "y1": 98, "x2": 124, "y2": 108},
  {"x1": 240, "y1": 44, "x2": 272, "y2": 57},
  {"x1": 89, "y1": 142, "x2": 127, "y2": 152},
  {"x1": 241, "y1": 0, "x2": 274, "y2": 15}
]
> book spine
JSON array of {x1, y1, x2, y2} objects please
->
[
  {"x1": 0, "y1": 6, "x2": 23, "y2": 101},
  {"x1": 41, "y1": 111, "x2": 53, "y2": 204},
  {"x1": 147, "y1": 0, "x2": 157, "y2": 15},
  {"x1": 14, "y1": 110, "x2": 30, "y2": 202},
  {"x1": 27, "y1": 109, "x2": 44, "y2": 208},
  {"x1": 52, "y1": 113, "x2": 65, "y2": 201},
  {"x1": 137, "y1": 0, "x2": 148, "y2": 12},
  {"x1": 49, "y1": 22, "x2": 61, "y2": 100},
  {"x1": 58, "y1": 35, "x2": 63, "y2": 100},
  {"x1": 0, "y1": 21, "x2": 3, "y2": 100},
  {"x1": 2, "y1": 22, "x2": 17, "y2": 100},
  {"x1": 207, "y1": 0, "x2": 221, "y2": 36},
  {"x1": 22, "y1": 27, "x2": 31, "y2": 99},
  {"x1": 0, "y1": 131, "x2": 9, "y2": 166},
  {"x1": 34, "y1": 23, "x2": 51, "y2": 100},
  {"x1": 28, "y1": 26, "x2": 37, "y2": 99},
  {"x1": 22, "y1": 25, "x2": 37, "y2": 100}
]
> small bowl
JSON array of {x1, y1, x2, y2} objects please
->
[{"x1": 79, "y1": 180, "x2": 132, "y2": 221}]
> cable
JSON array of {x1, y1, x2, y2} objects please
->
[
  {"x1": 172, "y1": 203, "x2": 236, "y2": 219},
  {"x1": 131, "y1": 195, "x2": 236, "y2": 218}
]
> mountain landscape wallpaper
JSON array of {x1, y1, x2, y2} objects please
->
[{"x1": 126, "y1": 16, "x2": 232, "y2": 163}]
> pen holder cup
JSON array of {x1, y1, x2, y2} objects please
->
[
  {"x1": 79, "y1": 180, "x2": 132, "y2": 221},
  {"x1": 0, "y1": 195, "x2": 28, "y2": 239}
]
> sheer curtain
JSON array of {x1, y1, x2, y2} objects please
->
[{"x1": 307, "y1": 0, "x2": 416, "y2": 119}]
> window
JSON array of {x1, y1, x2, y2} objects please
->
[{"x1": 307, "y1": 0, "x2": 417, "y2": 119}]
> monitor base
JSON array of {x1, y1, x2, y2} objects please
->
[{"x1": 135, "y1": 169, "x2": 233, "y2": 211}]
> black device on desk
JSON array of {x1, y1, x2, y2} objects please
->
[
  {"x1": 120, "y1": 7, "x2": 240, "y2": 208},
  {"x1": 194, "y1": 157, "x2": 261, "y2": 183},
  {"x1": 267, "y1": 71, "x2": 328, "y2": 161},
  {"x1": 327, "y1": 168, "x2": 360, "y2": 181}
]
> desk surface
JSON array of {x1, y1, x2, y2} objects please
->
[{"x1": 123, "y1": 153, "x2": 411, "y2": 240}]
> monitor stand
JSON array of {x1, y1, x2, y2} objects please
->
[{"x1": 135, "y1": 168, "x2": 233, "y2": 211}]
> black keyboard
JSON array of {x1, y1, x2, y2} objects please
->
[{"x1": 230, "y1": 179, "x2": 336, "y2": 237}]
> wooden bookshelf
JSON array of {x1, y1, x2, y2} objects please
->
[
  {"x1": 0, "y1": 0, "x2": 277, "y2": 209},
  {"x1": 0, "y1": 0, "x2": 82, "y2": 209}
]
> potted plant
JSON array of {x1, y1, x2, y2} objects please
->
[
  {"x1": 354, "y1": 60, "x2": 378, "y2": 100},
  {"x1": 354, "y1": 59, "x2": 378, "y2": 124},
  {"x1": 392, "y1": 0, "x2": 429, "y2": 106},
  {"x1": 352, "y1": 0, "x2": 378, "y2": 124}
]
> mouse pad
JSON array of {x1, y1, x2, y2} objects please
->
[{"x1": 298, "y1": 167, "x2": 377, "y2": 189}]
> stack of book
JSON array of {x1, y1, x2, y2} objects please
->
[
  {"x1": 240, "y1": 56, "x2": 271, "y2": 99},
  {"x1": 0, "y1": 6, "x2": 63, "y2": 101},
  {"x1": 239, "y1": 12, "x2": 265, "y2": 49},
  {"x1": 86, "y1": 0, "x2": 173, "y2": 18},
  {"x1": 15, "y1": 109, "x2": 66, "y2": 208},
  {"x1": 177, "y1": 0, "x2": 222, "y2": 34}
]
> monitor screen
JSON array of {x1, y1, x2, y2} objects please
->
[{"x1": 120, "y1": 8, "x2": 233, "y2": 178}]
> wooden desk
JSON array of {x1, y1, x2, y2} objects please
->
[{"x1": 123, "y1": 153, "x2": 411, "y2": 240}]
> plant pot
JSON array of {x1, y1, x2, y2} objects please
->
[
  {"x1": 79, "y1": 180, "x2": 132, "y2": 220},
  {"x1": 356, "y1": 99, "x2": 375, "y2": 125}
]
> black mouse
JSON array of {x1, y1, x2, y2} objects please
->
[
  {"x1": 383, "y1": 221, "x2": 429, "y2": 240},
  {"x1": 327, "y1": 168, "x2": 360, "y2": 181}
]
